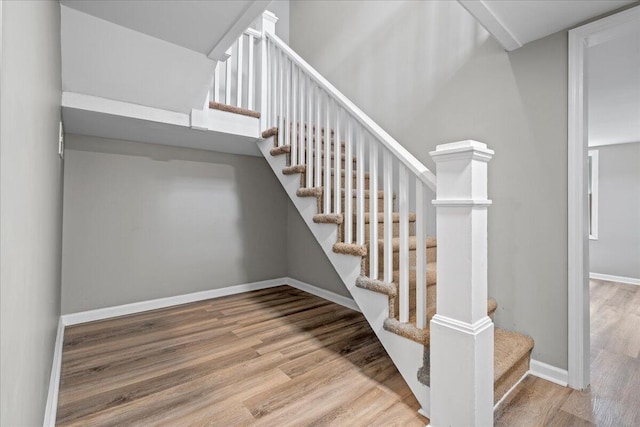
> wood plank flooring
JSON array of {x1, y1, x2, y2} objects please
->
[
  {"x1": 495, "y1": 279, "x2": 640, "y2": 426},
  {"x1": 56, "y1": 286, "x2": 428, "y2": 426}
]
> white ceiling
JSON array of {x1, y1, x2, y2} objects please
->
[
  {"x1": 459, "y1": 0, "x2": 638, "y2": 50},
  {"x1": 60, "y1": 0, "x2": 269, "y2": 57},
  {"x1": 588, "y1": 26, "x2": 640, "y2": 147}
]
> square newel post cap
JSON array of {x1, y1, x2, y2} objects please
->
[
  {"x1": 430, "y1": 140, "x2": 494, "y2": 163},
  {"x1": 259, "y1": 11, "x2": 278, "y2": 34}
]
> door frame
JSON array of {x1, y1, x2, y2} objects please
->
[{"x1": 567, "y1": 5, "x2": 640, "y2": 390}]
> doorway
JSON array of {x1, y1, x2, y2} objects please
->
[{"x1": 567, "y1": 4, "x2": 640, "y2": 392}]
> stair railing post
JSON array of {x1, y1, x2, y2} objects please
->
[
  {"x1": 429, "y1": 140, "x2": 494, "y2": 427},
  {"x1": 258, "y1": 11, "x2": 278, "y2": 132}
]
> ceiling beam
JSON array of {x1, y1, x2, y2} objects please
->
[{"x1": 458, "y1": 0, "x2": 523, "y2": 51}]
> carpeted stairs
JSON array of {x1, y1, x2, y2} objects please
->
[{"x1": 259, "y1": 123, "x2": 534, "y2": 405}]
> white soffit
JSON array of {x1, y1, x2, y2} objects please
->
[
  {"x1": 588, "y1": 27, "x2": 640, "y2": 147},
  {"x1": 459, "y1": 0, "x2": 638, "y2": 51},
  {"x1": 61, "y1": 92, "x2": 261, "y2": 157},
  {"x1": 60, "y1": 0, "x2": 269, "y2": 59}
]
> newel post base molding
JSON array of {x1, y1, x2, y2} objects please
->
[{"x1": 429, "y1": 140, "x2": 495, "y2": 426}]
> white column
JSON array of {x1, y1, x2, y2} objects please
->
[
  {"x1": 258, "y1": 11, "x2": 278, "y2": 131},
  {"x1": 429, "y1": 140, "x2": 494, "y2": 427}
]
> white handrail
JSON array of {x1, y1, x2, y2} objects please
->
[{"x1": 265, "y1": 32, "x2": 436, "y2": 191}]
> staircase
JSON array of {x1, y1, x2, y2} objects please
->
[{"x1": 212, "y1": 12, "x2": 534, "y2": 425}]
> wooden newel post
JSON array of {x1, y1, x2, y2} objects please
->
[
  {"x1": 258, "y1": 11, "x2": 277, "y2": 132},
  {"x1": 429, "y1": 140, "x2": 495, "y2": 426}
]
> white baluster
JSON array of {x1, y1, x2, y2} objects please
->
[
  {"x1": 277, "y1": 51, "x2": 283, "y2": 146},
  {"x1": 399, "y1": 165, "x2": 409, "y2": 323},
  {"x1": 383, "y1": 150, "x2": 393, "y2": 284},
  {"x1": 247, "y1": 34, "x2": 254, "y2": 111},
  {"x1": 324, "y1": 96, "x2": 331, "y2": 214},
  {"x1": 344, "y1": 119, "x2": 353, "y2": 244},
  {"x1": 270, "y1": 42, "x2": 276, "y2": 128},
  {"x1": 415, "y1": 179, "x2": 427, "y2": 329},
  {"x1": 334, "y1": 108, "x2": 341, "y2": 215},
  {"x1": 314, "y1": 89, "x2": 321, "y2": 188},
  {"x1": 225, "y1": 50, "x2": 232, "y2": 105},
  {"x1": 369, "y1": 141, "x2": 379, "y2": 279},
  {"x1": 291, "y1": 65, "x2": 297, "y2": 166},
  {"x1": 213, "y1": 62, "x2": 220, "y2": 103},
  {"x1": 306, "y1": 77, "x2": 313, "y2": 188},
  {"x1": 236, "y1": 35, "x2": 244, "y2": 107},
  {"x1": 258, "y1": 11, "x2": 277, "y2": 130},
  {"x1": 356, "y1": 128, "x2": 365, "y2": 246},
  {"x1": 284, "y1": 60, "x2": 291, "y2": 148},
  {"x1": 299, "y1": 69, "x2": 305, "y2": 167}
]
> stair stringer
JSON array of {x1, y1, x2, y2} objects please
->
[{"x1": 257, "y1": 137, "x2": 431, "y2": 415}]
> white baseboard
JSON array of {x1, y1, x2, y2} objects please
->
[
  {"x1": 43, "y1": 318, "x2": 65, "y2": 427},
  {"x1": 528, "y1": 359, "x2": 568, "y2": 387},
  {"x1": 590, "y1": 272, "x2": 640, "y2": 286},
  {"x1": 494, "y1": 370, "x2": 528, "y2": 411},
  {"x1": 61, "y1": 278, "x2": 288, "y2": 326},
  {"x1": 285, "y1": 277, "x2": 360, "y2": 312}
]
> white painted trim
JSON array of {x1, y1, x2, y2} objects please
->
[
  {"x1": 207, "y1": 0, "x2": 271, "y2": 60},
  {"x1": 62, "y1": 92, "x2": 190, "y2": 127},
  {"x1": 61, "y1": 277, "x2": 360, "y2": 326},
  {"x1": 567, "y1": 5, "x2": 640, "y2": 391},
  {"x1": 590, "y1": 273, "x2": 640, "y2": 286},
  {"x1": 588, "y1": 150, "x2": 599, "y2": 240},
  {"x1": 43, "y1": 318, "x2": 65, "y2": 427},
  {"x1": 285, "y1": 277, "x2": 360, "y2": 312},
  {"x1": 190, "y1": 107, "x2": 260, "y2": 138},
  {"x1": 457, "y1": 1, "x2": 522, "y2": 51},
  {"x1": 529, "y1": 359, "x2": 569, "y2": 387},
  {"x1": 265, "y1": 32, "x2": 436, "y2": 191},
  {"x1": 589, "y1": 139, "x2": 640, "y2": 148},
  {"x1": 61, "y1": 278, "x2": 287, "y2": 326},
  {"x1": 493, "y1": 371, "x2": 528, "y2": 411}
]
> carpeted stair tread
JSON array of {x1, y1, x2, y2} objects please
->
[
  {"x1": 270, "y1": 145, "x2": 292, "y2": 156},
  {"x1": 494, "y1": 329, "x2": 534, "y2": 382},
  {"x1": 375, "y1": 236, "x2": 437, "y2": 252},
  {"x1": 297, "y1": 187, "x2": 389, "y2": 199},
  {"x1": 313, "y1": 213, "x2": 343, "y2": 225},
  {"x1": 282, "y1": 164, "x2": 370, "y2": 179},
  {"x1": 333, "y1": 242, "x2": 367, "y2": 257},
  {"x1": 312, "y1": 212, "x2": 417, "y2": 225},
  {"x1": 392, "y1": 264, "x2": 438, "y2": 287},
  {"x1": 382, "y1": 297, "x2": 498, "y2": 345},
  {"x1": 355, "y1": 276, "x2": 396, "y2": 297},
  {"x1": 209, "y1": 101, "x2": 260, "y2": 118},
  {"x1": 261, "y1": 127, "x2": 278, "y2": 139}
]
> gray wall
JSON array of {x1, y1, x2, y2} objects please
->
[
  {"x1": 589, "y1": 142, "x2": 640, "y2": 279},
  {"x1": 61, "y1": 135, "x2": 288, "y2": 314},
  {"x1": 290, "y1": 0, "x2": 569, "y2": 369},
  {"x1": 286, "y1": 201, "x2": 349, "y2": 297},
  {"x1": 268, "y1": 0, "x2": 289, "y2": 44},
  {"x1": 0, "y1": 1, "x2": 63, "y2": 425}
]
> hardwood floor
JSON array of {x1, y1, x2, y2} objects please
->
[
  {"x1": 56, "y1": 286, "x2": 428, "y2": 426},
  {"x1": 495, "y1": 279, "x2": 640, "y2": 426}
]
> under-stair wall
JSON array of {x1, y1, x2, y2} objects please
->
[{"x1": 60, "y1": 135, "x2": 289, "y2": 314}]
